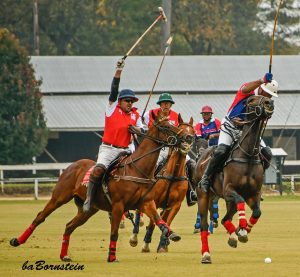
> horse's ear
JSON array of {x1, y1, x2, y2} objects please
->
[
  {"x1": 178, "y1": 113, "x2": 183, "y2": 124},
  {"x1": 189, "y1": 116, "x2": 193, "y2": 125}
]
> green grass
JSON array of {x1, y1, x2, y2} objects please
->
[{"x1": 0, "y1": 196, "x2": 300, "y2": 277}]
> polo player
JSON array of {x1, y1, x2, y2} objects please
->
[
  {"x1": 199, "y1": 73, "x2": 278, "y2": 193},
  {"x1": 83, "y1": 59, "x2": 144, "y2": 212}
]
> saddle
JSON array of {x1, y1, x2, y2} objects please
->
[
  {"x1": 103, "y1": 150, "x2": 132, "y2": 185},
  {"x1": 81, "y1": 150, "x2": 131, "y2": 187}
]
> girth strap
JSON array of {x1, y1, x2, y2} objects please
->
[
  {"x1": 156, "y1": 175, "x2": 188, "y2": 181},
  {"x1": 225, "y1": 157, "x2": 262, "y2": 166},
  {"x1": 113, "y1": 175, "x2": 156, "y2": 184}
]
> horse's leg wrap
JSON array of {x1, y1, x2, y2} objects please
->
[
  {"x1": 17, "y1": 223, "x2": 36, "y2": 244},
  {"x1": 107, "y1": 240, "x2": 117, "y2": 262},
  {"x1": 133, "y1": 212, "x2": 141, "y2": 234},
  {"x1": 200, "y1": 230, "x2": 210, "y2": 254},
  {"x1": 223, "y1": 220, "x2": 236, "y2": 234},
  {"x1": 144, "y1": 226, "x2": 154, "y2": 243},
  {"x1": 212, "y1": 200, "x2": 219, "y2": 221},
  {"x1": 194, "y1": 213, "x2": 201, "y2": 229},
  {"x1": 156, "y1": 219, "x2": 171, "y2": 237},
  {"x1": 157, "y1": 235, "x2": 170, "y2": 251},
  {"x1": 60, "y1": 234, "x2": 70, "y2": 260},
  {"x1": 246, "y1": 216, "x2": 259, "y2": 233},
  {"x1": 237, "y1": 202, "x2": 247, "y2": 229}
]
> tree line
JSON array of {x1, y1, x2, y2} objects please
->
[{"x1": 1, "y1": 0, "x2": 299, "y2": 56}]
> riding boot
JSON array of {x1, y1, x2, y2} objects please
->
[
  {"x1": 186, "y1": 159, "x2": 197, "y2": 206},
  {"x1": 199, "y1": 144, "x2": 231, "y2": 193},
  {"x1": 186, "y1": 188, "x2": 198, "y2": 206},
  {"x1": 261, "y1": 146, "x2": 272, "y2": 170},
  {"x1": 83, "y1": 165, "x2": 105, "y2": 212}
]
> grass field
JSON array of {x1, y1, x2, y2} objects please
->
[{"x1": 0, "y1": 196, "x2": 300, "y2": 277}]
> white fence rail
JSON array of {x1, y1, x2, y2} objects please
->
[{"x1": 0, "y1": 163, "x2": 71, "y2": 199}]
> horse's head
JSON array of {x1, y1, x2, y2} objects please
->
[
  {"x1": 151, "y1": 110, "x2": 194, "y2": 151},
  {"x1": 246, "y1": 95, "x2": 274, "y2": 121},
  {"x1": 233, "y1": 95, "x2": 274, "y2": 158},
  {"x1": 177, "y1": 114, "x2": 195, "y2": 154}
]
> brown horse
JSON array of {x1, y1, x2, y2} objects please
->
[
  {"x1": 194, "y1": 95, "x2": 274, "y2": 263},
  {"x1": 128, "y1": 117, "x2": 195, "y2": 253},
  {"x1": 10, "y1": 111, "x2": 194, "y2": 263}
]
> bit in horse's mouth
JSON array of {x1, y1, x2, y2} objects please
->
[{"x1": 180, "y1": 142, "x2": 192, "y2": 154}]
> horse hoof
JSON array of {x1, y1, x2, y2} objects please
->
[
  {"x1": 10, "y1": 238, "x2": 20, "y2": 247},
  {"x1": 119, "y1": 221, "x2": 125, "y2": 229},
  {"x1": 129, "y1": 239, "x2": 138, "y2": 247},
  {"x1": 141, "y1": 244, "x2": 150, "y2": 253},
  {"x1": 228, "y1": 233, "x2": 238, "y2": 248},
  {"x1": 157, "y1": 246, "x2": 168, "y2": 253},
  {"x1": 237, "y1": 229, "x2": 248, "y2": 243},
  {"x1": 193, "y1": 228, "x2": 200, "y2": 234},
  {"x1": 107, "y1": 259, "x2": 119, "y2": 263},
  {"x1": 238, "y1": 235, "x2": 248, "y2": 243},
  {"x1": 201, "y1": 252, "x2": 212, "y2": 264},
  {"x1": 169, "y1": 232, "x2": 181, "y2": 242},
  {"x1": 61, "y1": 256, "x2": 72, "y2": 262}
]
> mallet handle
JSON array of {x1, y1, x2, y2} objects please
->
[
  {"x1": 122, "y1": 15, "x2": 163, "y2": 60},
  {"x1": 141, "y1": 37, "x2": 173, "y2": 120},
  {"x1": 269, "y1": 0, "x2": 283, "y2": 73}
]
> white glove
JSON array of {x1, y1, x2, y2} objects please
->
[{"x1": 116, "y1": 59, "x2": 125, "y2": 70}]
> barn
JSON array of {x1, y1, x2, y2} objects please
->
[{"x1": 31, "y1": 55, "x2": 300, "y2": 173}]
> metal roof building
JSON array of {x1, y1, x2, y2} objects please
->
[
  {"x1": 30, "y1": 56, "x2": 300, "y2": 131},
  {"x1": 30, "y1": 56, "x2": 300, "y2": 164},
  {"x1": 31, "y1": 55, "x2": 300, "y2": 94}
]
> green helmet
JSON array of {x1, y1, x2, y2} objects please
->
[{"x1": 156, "y1": 93, "x2": 175, "y2": 105}]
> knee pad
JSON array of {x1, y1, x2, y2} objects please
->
[{"x1": 261, "y1": 146, "x2": 272, "y2": 161}]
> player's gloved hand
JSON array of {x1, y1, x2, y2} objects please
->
[
  {"x1": 116, "y1": 59, "x2": 125, "y2": 70},
  {"x1": 263, "y1": 72, "x2": 273, "y2": 83}
]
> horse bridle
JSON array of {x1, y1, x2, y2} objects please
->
[
  {"x1": 118, "y1": 118, "x2": 191, "y2": 178},
  {"x1": 234, "y1": 96, "x2": 274, "y2": 158}
]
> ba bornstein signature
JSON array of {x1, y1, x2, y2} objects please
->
[{"x1": 22, "y1": 260, "x2": 84, "y2": 271}]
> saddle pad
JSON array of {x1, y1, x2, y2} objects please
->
[{"x1": 81, "y1": 165, "x2": 95, "y2": 187}]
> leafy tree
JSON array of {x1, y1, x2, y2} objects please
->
[
  {"x1": 255, "y1": 0, "x2": 300, "y2": 53},
  {"x1": 38, "y1": 0, "x2": 103, "y2": 55},
  {"x1": 0, "y1": 0, "x2": 33, "y2": 53},
  {"x1": 0, "y1": 28, "x2": 48, "y2": 164},
  {"x1": 172, "y1": 1, "x2": 235, "y2": 54},
  {"x1": 96, "y1": 0, "x2": 162, "y2": 55}
]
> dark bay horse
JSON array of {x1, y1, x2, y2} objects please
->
[
  {"x1": 10, "y1": 111, "x2": 194, "y2": 263},
  {"x1": 194, "y1": 95, "x2": 274, "y2": 263},
  {"x1": 128, "y1": 117, "x2": 195, "y2": 253}
]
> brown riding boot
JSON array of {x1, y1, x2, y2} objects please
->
[{"x1": 83, "y1": 166, "x2": 105, "y2": 212}]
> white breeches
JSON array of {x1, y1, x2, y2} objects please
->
[
  {"x1": 218, "y1": 117, "x2": 242, "y2": 146},
  {"x1": 96, "y1": 144, "x2": 129, "y2": 168},
  {"x1": 218, "y1": 117, "x2": 266, "y2": 147}
]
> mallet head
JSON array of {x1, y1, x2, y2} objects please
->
[{"x1": 158, "y1": 6, "x2": 167, "y2": 22}]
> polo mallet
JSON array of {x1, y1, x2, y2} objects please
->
[
  {"x1": 141, "y1": 36, "x2": 173, "y2": 120},
  {"x1": 122, "y1": 7, "x2": 167, "y2": 61},
  {"x1": 269, "y1": 0, "x2": 283, "y2": 73}
]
